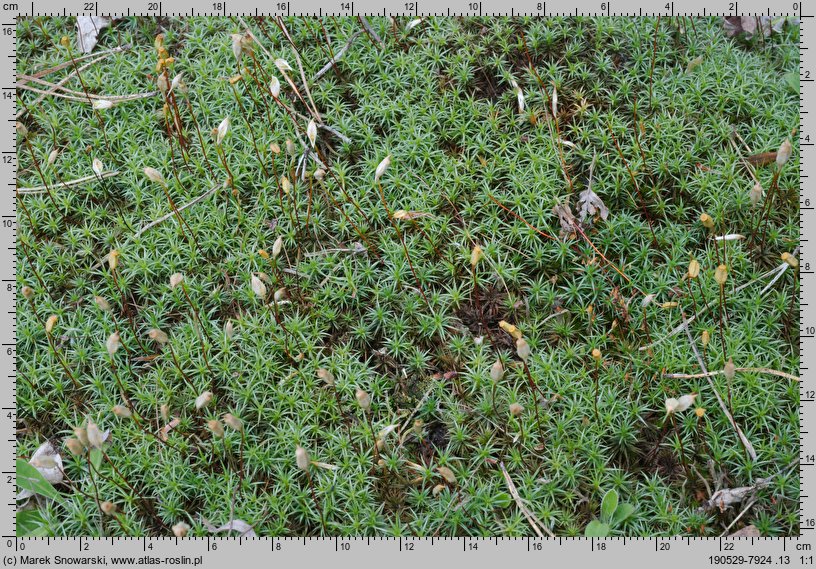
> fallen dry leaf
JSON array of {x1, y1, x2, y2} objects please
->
[
  {"x1": 729, "y1": 525, "x2": 761, "y2": 537},
  {"x1": 685, "y1": 55, "x2": 704, "y2": 74},
  {"x1": 17, "y1": 441, "x2": 63, "y2": 500},
  {"x1": 553, "y1": 200, "x2": 576, "y2": 239},
  {"x1": 393, "y1": 210, "x2": 431, "y2": 221},
  {"x1": 724, "y1": 16, "x2": 771, "y2": 39},
  {"x1": 702, "y1": 478, "x2": 769, "y2": 512},
  {"x1": 310, "y1": 461, "x2": 339, "y2": 471},
  {"x1": 723, "y1": 16, "x2": 797, "y2": 39},
  {"x1": 436, "y1": 466, "x2": 457, "y2": 484},
  {"x1": 159, "y1": 417, "x2": 180, "y2": 441},
  {"x1": 76, "y1": 16, "x2": 114, "y2": 53},
  {"x1": 578, "y1": 188, "x2": 609, "y2": 225},
  {"x1": 202, "y1": 517, "x2": 257, "y2": 537},
  {"x1": 746, "y1": 152, "x2": 777, "y2": 167}
]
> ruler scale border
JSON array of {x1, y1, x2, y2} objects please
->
[{"x1": 6, "y1": 2, "x2": 811, "y2": 567}]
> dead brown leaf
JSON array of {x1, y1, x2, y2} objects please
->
[
  {"x1": 729, "y1": 525, "x2": 761, "y2": 537},
  {"x1": 578, "y1": 188, "x2": 609, "y2": 225},
  {"x1": 553, "y1": 201, "x2": 576, "y2": 239},
  {"x1": 393, "y1": 210, "x2": 431, "y2": 221},
  {"x1": 159, "y1": 417, "x2": 180, "y2": 441},
  {"x1": 17, "y1": 441, "x2": 63, "y2": 500},
  {"x1": 724, "y1": 16, "x2": 771, "y2": 39},
  {"x1": 702, "y1": 478, "x2": 769, "y2": 512},
  {"x1": 577, "y1": 153, "x2": 608, "y2": 226},
  {"x1": 76, "y1": 17, "x2": 115, "y2": 53},
  {"x1": 746, "y1": 152, "x2": 777, "y2": 167},
  {"x1": 202, "y1": 517, "x2": 257, "y2": 537}
]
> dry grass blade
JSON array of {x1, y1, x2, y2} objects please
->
[
  {"x1": 311, "y1": 30, "x2": 364, "y2": 83},
  {"x1": 18, "y1": 82, "x2": 157, "y2": 104},
  {"x1": 17, "y1": 47, "x2": 132, "y2": 119},
  {"x1": 358, "y1": 15, "x2": 385, "y2": 47},
  {"x1": 290, "y1": 108, "x2": 351, "y2": 144},
  {"x1": 639, "y1": 260, "x2": 793, "y2": 351},
  {"x1": 499, "y1": 461, "x2": 554, "y2": 537},
  {"x1": 276, "y1": 17, "x2": 322, "y2": 122},
  {"x1": 18, "y1": 73, "x2": 158, "y2": 101},
  {"x1": 663, "y1": 367, "x2": 799, "y2": 382},
  {"x1": 18, "y1": 171, "x2": 120, "y2": 194},
  {"x1": 679, "y1": 308, "x2": 757, "y2": 461},
  {"x1": 760, "y1": 259, "x2": 792, "y2": 295},
  {"x1": 24, "y1": 44, "x2": 131, "y2": 81},
  {"x1": 133, "y1": 183, "x2": 222, "y2": 239}
]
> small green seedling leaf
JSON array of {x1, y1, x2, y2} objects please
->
[
  {"x1": 785, "y1": 72, "x2": 799, "y2": 93},
  {"x1": 90, "y1": 448, "x2": 103, "y2": 472},
  {"x1": 600, "y1": 489, "x2": 618, "y2": 523},
  {"x1": 16, "y1": 509, "x2": 48, "y2": 536},
  {"x1": 584, "y1": 520, "x2": 610, "y2": 537},
  {"x1": 16, "y1": 459, "x2": 62, "y2": 503},
  {"x1": 493, "y1": 492, "x2": 512, "y2": 509},
  {"x1": 612, "y1": 502, "x2": 636, "y2": 525}
]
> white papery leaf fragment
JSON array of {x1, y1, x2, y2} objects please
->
[{"x1": 17, "y1": 441, "x2": 64, "y2": 500}]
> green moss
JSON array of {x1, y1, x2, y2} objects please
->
[{"x1": 16, "y1": 16, "x2": 799, "y2": 537}]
